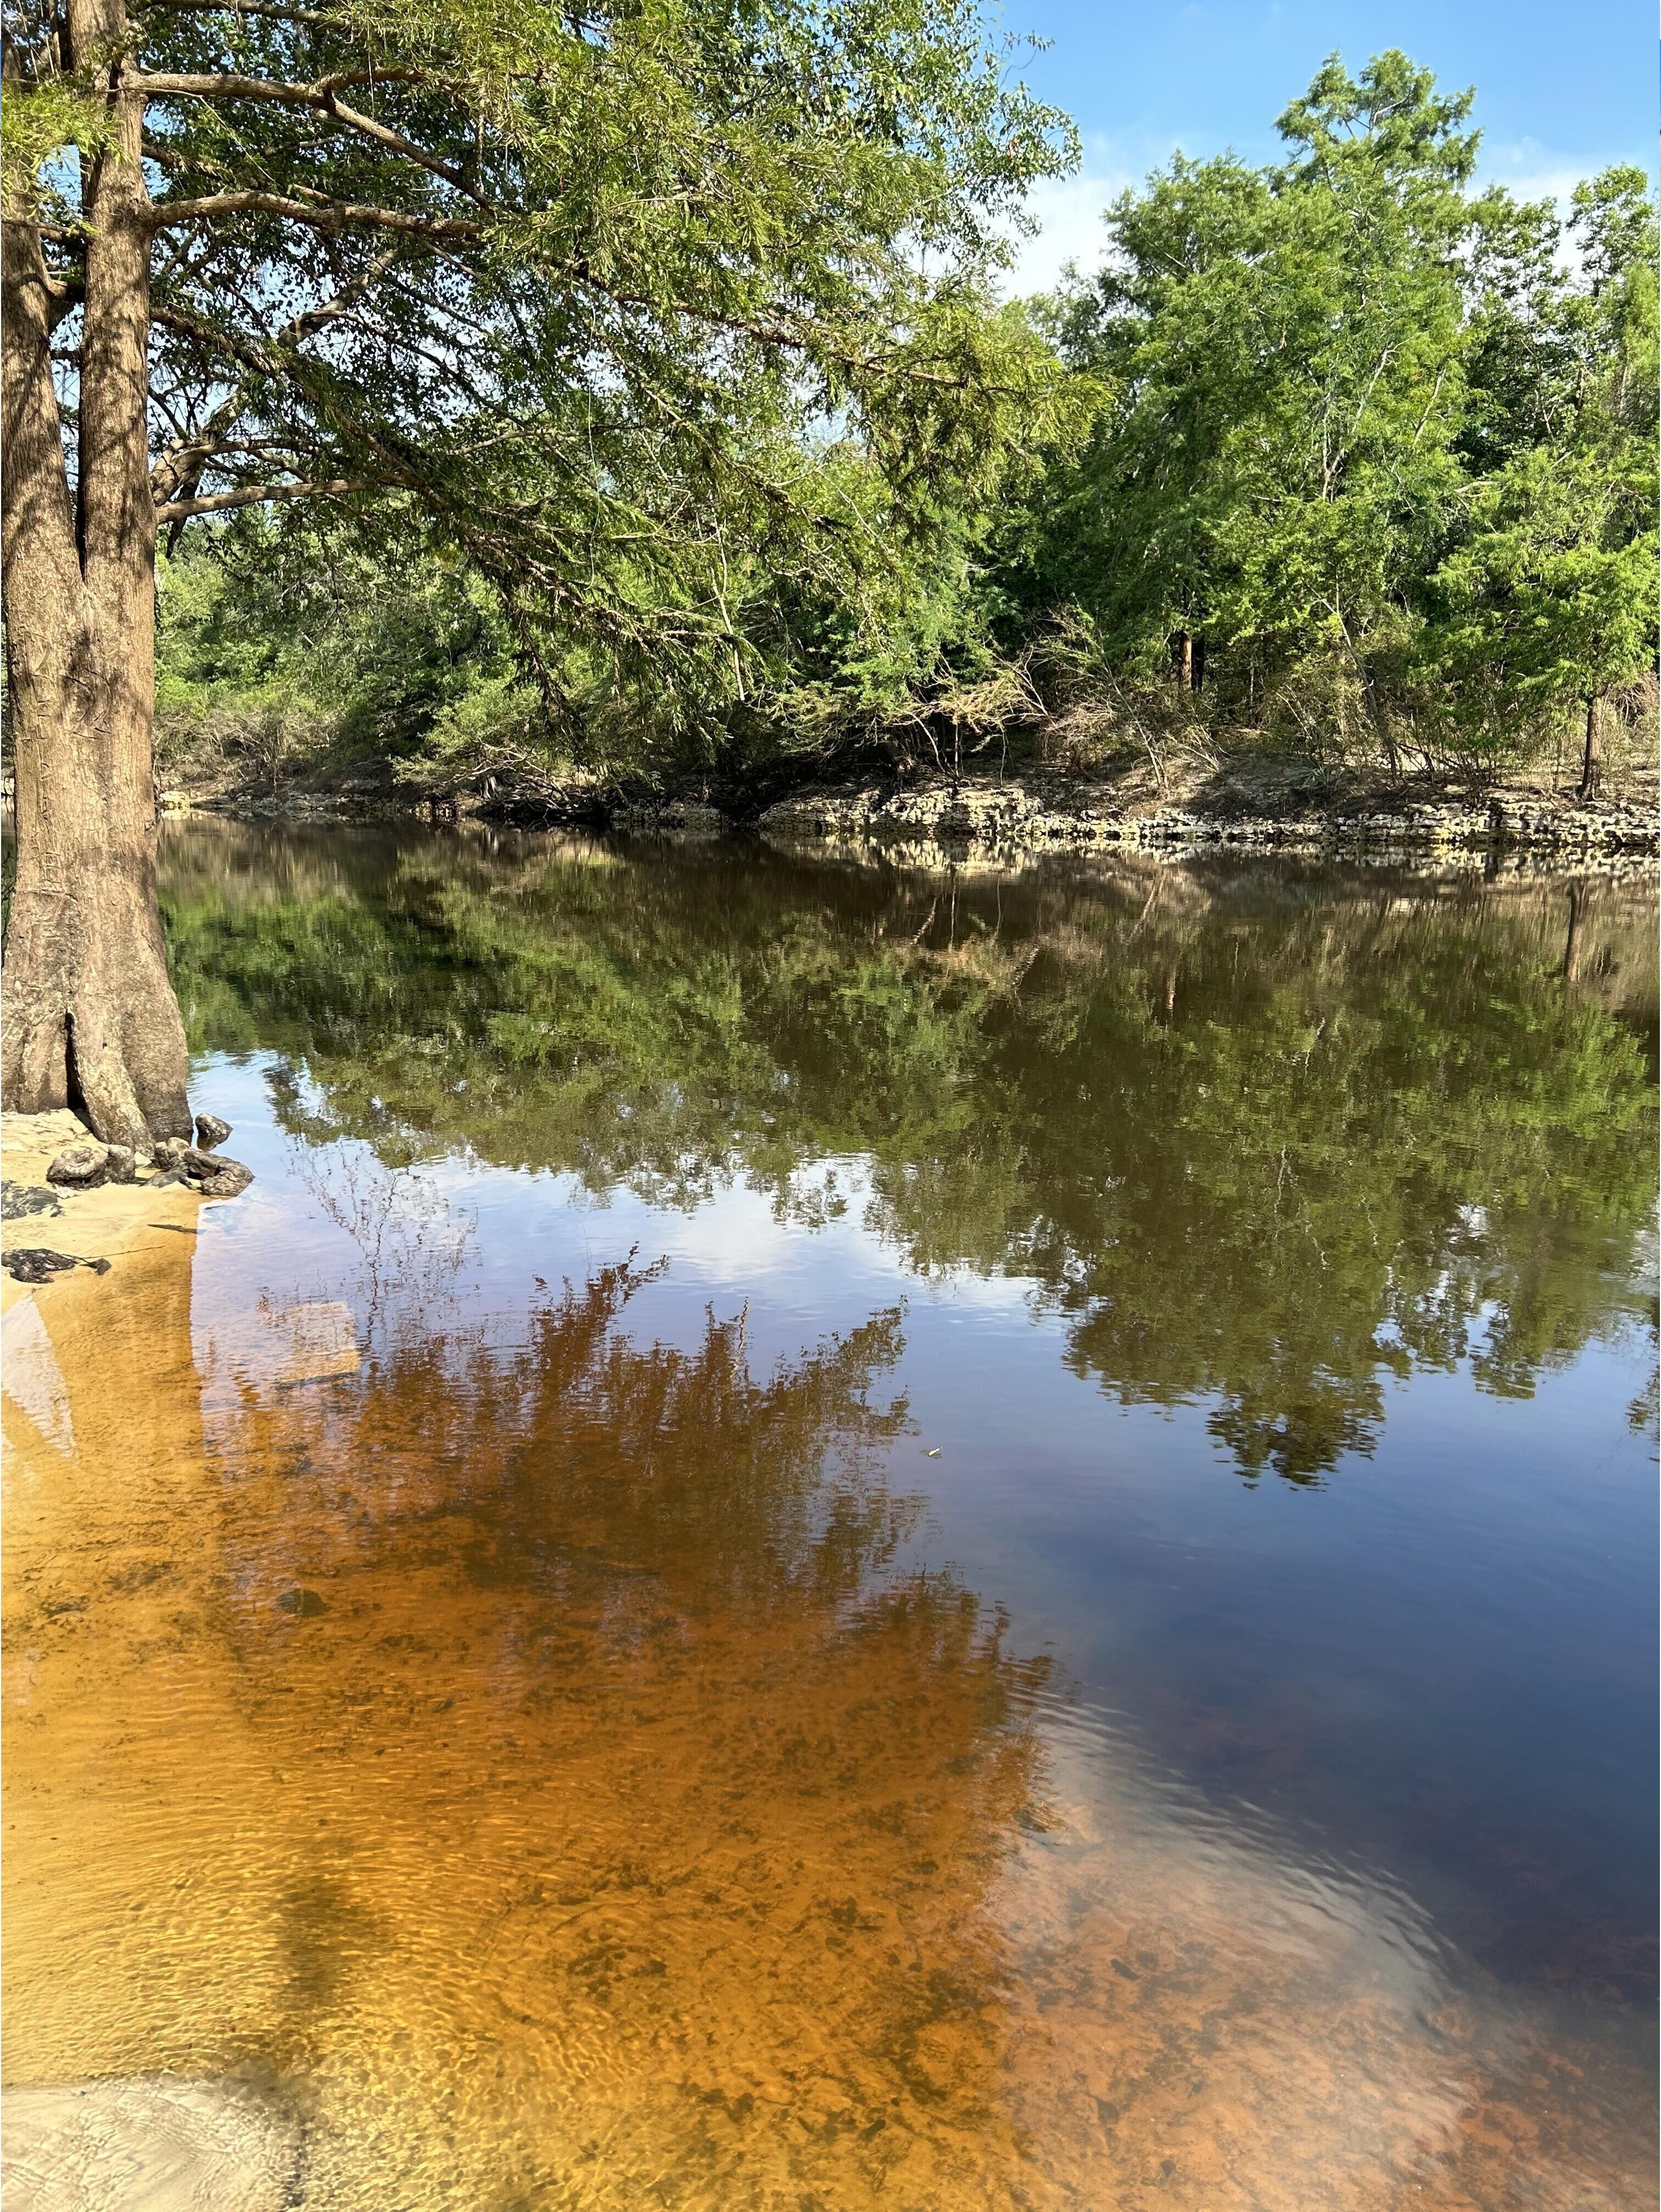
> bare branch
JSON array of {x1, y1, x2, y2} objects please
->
[
  {"x1": 136, "y1": 1, "x2": 336, "y2": 22},
  {"x1": 149, "y1": 189, "x2": 483, "y2": 239},
  {"x1": 155, "y1": 476, "x2": 366, "y2": 520},
  {"x1": 151, "y1": 296, "x2": 297, "y2": 371}
]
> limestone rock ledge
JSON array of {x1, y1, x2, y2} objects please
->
[{"x1": 758, "y1": 782, "x2": 1658, "y2": 866}]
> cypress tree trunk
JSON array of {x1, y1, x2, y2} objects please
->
[{"x1": 1, "y1": 9, "x2": 191, "y2": 1147}]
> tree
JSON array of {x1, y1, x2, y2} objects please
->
[
  {"x1": 0, "y1": 0, "x2": 1074, "y2": 1143},
  {"x1": 1420, "y1": 169, "x2": 1659, "y2": 786},
  {"x1": 998, "y1": 53, "x2": 1647, "y2": 770},
  {"x1": 1008, "y1": 56, "x2": 1498, "y2": 741}
]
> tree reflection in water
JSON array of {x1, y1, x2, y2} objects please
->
[
  {"x1": 16, "y1": 820, "x2": 1653, "y2": 2201},
  {"x1": 9, "y1": 1243, "x2": 1047, "y2": 2204},
  {"x1": 162, "y1": 822, "x2": 1658, "y2": 1483}
]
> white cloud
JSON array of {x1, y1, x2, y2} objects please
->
[
  {"x1": 997, "y1": 167, "x2": 1131, "y2": 297},
  {"x1": 1476, "y1": 143, "x2": 1653, "y2": 274},
  {"x1": 996, "y1": 134, "x2": 1646, "y2": 303},
  {"x1": 1477, "y1": 139, "x2": 1599, "y2": 216},
  {"x1": 993, "y1": 131, "x2": 1156, "y2": 299}
]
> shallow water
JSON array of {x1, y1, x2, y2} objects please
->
[{"x1": 4, "y1": 822, "x2": 1656, "y2": 2209}]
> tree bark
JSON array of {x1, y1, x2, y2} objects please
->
[
  {"x1": 1176, "y1": 630, "x2": 1193, "y2": 690},
  {"x1": 1361, "y1": 667, "x2": 1398, "y2": 778},
  {"x1": 1, "y1": 8, "x2": 191, "y2": 1147},
  {"x1": 1577, "y1": 695, "x2": 1601, "y2": 802}
]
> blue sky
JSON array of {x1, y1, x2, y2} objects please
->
[{"x1": 996, "y1": 0, "x2": 1658, "y2": 289}]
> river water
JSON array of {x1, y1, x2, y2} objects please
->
[{"x1": 3, "y1": 820, "x2": 1656, "y2": 2209}]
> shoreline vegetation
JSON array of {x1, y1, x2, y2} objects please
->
[{"x1": 126, "y1": 52, "x2": 1657, "y2": 873}]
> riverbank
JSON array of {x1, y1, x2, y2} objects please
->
[
  {"x1": 1, "y1": 1111, "x2": 201, "y2": 1454},
  {"x1": 750, "y1": 775, "x2": 1657, "y2": 868},
  {"x1": 161, "y1": 742, "x2": 1658, "y2": 866},
  {"x1": 1, "y1": 1110, "x2": 205, "y2": 1273}
]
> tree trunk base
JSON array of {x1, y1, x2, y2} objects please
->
[{"x1": 2, "y1": 870, "x2": 191, "y2": 1147}]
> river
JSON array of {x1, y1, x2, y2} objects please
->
[{"x1": 3, "y1": 819, "x2": 1656, "y2": 2209}]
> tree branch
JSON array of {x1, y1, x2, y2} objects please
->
[
  {"x1": 150, "y1": 246, "x2": 397, "y2": 511},
  {"x1": 149, "y1": 189, "x2": 483, "y2": 239},
  {"x1": 150, "y1": 296, "x2": 297, "y2": 373},
  {"x1": 42, "y1": 270, "x2": 84, "y2": 331},
  {"x1": 148, "y1": 301, "x2": 434, "y2": 524},
  {"x1": 155, "y1": 476, "x2": 366, "y2": 520},
  {"x1": 135, "y1": 71, "x2": 481, "y2": 199},
  {"x1": 137, "y1": 1, "x2": 336, "y2": 22}
]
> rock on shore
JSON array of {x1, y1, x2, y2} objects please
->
[
  {"x1": 757, "y1": 780, "x2": 1658, "y2": 865},
  {"x1": 0, "y1": 1110, "x2": 246, "y2": 1314}
]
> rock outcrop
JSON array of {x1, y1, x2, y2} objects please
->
[{"x1": 758, "y1": 781, "x2": 1658, "y2": 868}]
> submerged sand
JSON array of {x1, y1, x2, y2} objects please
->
[
  {"x1": 1, "y1": 1118, "x2": 291, "y2": 2210},
  {"x1": 1, "y1": 1114, "x2": 1652, "y2": 2210}
]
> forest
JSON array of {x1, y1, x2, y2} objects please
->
[
  {"x1": 2, "y1": 2, "x2": 1656, "y2": 1143},
  {"x1": 141, "y1": 51, "x2": 1658, "y2": 800}
]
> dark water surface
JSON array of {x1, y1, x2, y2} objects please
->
[{"x1": 5, "y1": 819, "x2": 1656, "y2": 2208}]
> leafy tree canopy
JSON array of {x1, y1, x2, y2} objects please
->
[
  {"x1": 1419, "y1": 170, "x2": 1659, "y2": 761},
  {"x1": 999, "y1": 53, "x2": 1657, "y2": 763},
  {"x1": 6, "y1": 0, "x2": 1080, "y2": 735}
]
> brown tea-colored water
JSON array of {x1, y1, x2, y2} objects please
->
[{"x1": 4, "y1": 826, "x2": 1656, "y2": 2208}]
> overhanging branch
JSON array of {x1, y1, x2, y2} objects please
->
[
  {"x1": 137, "y1": 1, "x2": 336, "y2": 21},
  {"x1": 150, "y1": 247, "x2": 398, "y2": 512},
  {"x1": 149, "y1": 190, "x2": 483, "y2": 239},
  {"x1": 155, "y1": 476, "x2": 368, "y2": 520},
  {"x1": 136, "y1": 71, "x2": 483, "y2": 201}
]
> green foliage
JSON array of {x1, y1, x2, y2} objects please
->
[
  {"x1": 153, "y1": 470, "x2": 1010, "y2": 778},
  {"x1": 129, "y1": 38, "x2": 1657, "y2": 781},
  {"x1": 1005, "y1": 59, "x2": 1482, "y2": 702},
  {"x1": 19, "y1": 0, "x2": 1081, "y2": 752},
  {"x1": 1418, "y1": 170, "x2": 1660, "y2": 751},
  {"x1": 0, "y1": 76, "x2": 110, "y2": 219},
  {"x1": 154, "y1": 524, "x2": 541, "y2": 778},
  {"x1": 160, "y1": 821, "x2": 1658, "y2": 1484},
  {"x1": 74, "y1": 27, "x2": 1652, "y2": 781},
  {"x1": 997, "y1": 55, "x2": 1658, "y2": 770}
]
